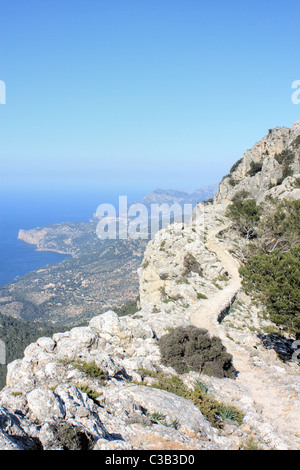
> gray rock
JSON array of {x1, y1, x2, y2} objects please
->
[
  {"x1": 0, "y1": 406, "x2": 40, "y2": 450},
  {"x1": 36, "y1": 337, "x2": 56, "y2": 353},
  {"x1": 101, "y1": 384, "x2": 218, "y2": 440},
  {"x1": 27, "y1": 389, "x2": 66, "y2": 422}
]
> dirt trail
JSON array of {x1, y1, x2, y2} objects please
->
[
  {"x1": 189, "y1": 228, "x2": 300, "y2": 449},
  {"x1": 190, "y1": 227, "x2": 241, "y2": 337}
]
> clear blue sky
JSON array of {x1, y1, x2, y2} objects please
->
[{"x1": 0, "y1": 0, "x2": 299, "y2": 194}]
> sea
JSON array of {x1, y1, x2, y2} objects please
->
[{"x1": 0, "y1": 185, "x2": 145, "y2": 287}]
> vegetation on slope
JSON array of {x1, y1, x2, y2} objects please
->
[
  {"x1": 114, "y1": 297, "x2": 139, "y2": 317},
  {"x1": 138, "y1": 367, "x2": 244, "y2": 429},
  {"x1": 226, "y1": 197, "x2": 300, "y2": 339},
  {"x1": 239, "y1": 245, "x2": 300, "y2": 338},
  {"x1": 159, "y1": 326, "x2": 236, "y2": 378},
  {"x1": 225, "y1": 198, "x2": 262, "y2": 239}
]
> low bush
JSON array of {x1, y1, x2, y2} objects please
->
[
  {"x1": 292, "y1": 135, "x2": 300, "y2": 148},
  {"x1": 159, "y1": 326, "x2": 236, "y2": 378},
  {"x1": 225, "y1": 198, "x2": 262, "y2": 239},
  {"x1": 138, "y1": 368, "x2": 244, "y2": 429},
  {"x1": 247, "y1": 160, "x2": 263, "y2": 177},
  {"x1": 230, "y1": 158, "x2": 243, "y2": 174},
  {"x1": 231, "y1": 190, "x2": 250, "y2": 201},
  {"x1": 114, "y1": 297, "x2": 140, "y2": 317},
  {"x1": 52, "y1": 422, "x2": 94, "y2": 450},
  {"x1": 228, "y1": 176, "x2": 238, "y2": 187},
  {"x1": 274, "y1": 149, "x2": 295, "y2": 165},
  {"x1": 274, "y1": 149, "x2": 295, "y2": 184},
  {"x1": 67, "y1": 360, "x2": 107, "y2": 385},
  {"x1": 187, "y1": 382, "x2": 244, "y2": 428},
  {"x1": 239, "y1": 244, "x2": 300, "y2": 338},
  {"x1": 77, "y1": 384, "x2": 101, "y2": 403},
  {"x1": 197, "y1": 292, "x2": 208, "y2": 300}
]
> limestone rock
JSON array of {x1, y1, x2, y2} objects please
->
[
  {"x1": 214, "y1": 121, "x2": 300, "y2": 204},
  {"x1": 27, "y1": 389, "x2": 66, "y2": 422}
]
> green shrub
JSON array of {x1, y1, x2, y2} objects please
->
[
  {"x1": 230, "y1": 158, "x2": 243, "y2": 174},
  {"x1": 292, "y1": 135, "x2": 300, "y2": 148},
  {"x1": 282, "y1": 165, "x2": 294, "y2": 178},
  {"x1": 239, "y1": 244, "x2": 300, "y2": 338},
  {"x1": 160, "y1": 240, "x2": 166, "y2": 250},
  {"x1": 276, "y1": 177, "x2": 284, "y2": 186},
  {"x1": 70, "y1": 360, "x2": 107, "y2": 384},
  {"x1": 225, "y1": 199, "x2": 262, "y2": 239},
  {"x1": 240, "y1": 436, "x2": 263, "y2": 450},
  {"x1": 114, "y1": 297, "x2": 139, "y2": 317},
  {"x1": 228, "y1": 176, "x2": 238, "y2": 187},
  {"x1": 159, "y1": 326, "x2": 236, "y2": 378},
  {"x1": 138, "y1": 369, "x2": 244, "y2": 429},
  {"x1": 276, "y1": 165, "x2": 294, "y2": 185},
  {"x1": 176, "y1": 278, "x2": 190, "y2": 285},
  {"x1": 258, "y1": 199, "x2": 300, "y2": 254},
  {"x1": 274, "y1": 149, "x2": 295, "y2": 165},
  {"x1": 187, "y1": 382, "x2": 244, "y2": 428},
  {"x1": 247, "y1": 161, "x2": 263, "y2": 177},
  {"x1": 197, "y1": 292, "x2": 208, "y2": 300},
  {"x1": 149, "y1": 371, "x2": 188, "y2": 397},
  {"x1": 294, "y1": 178, "x2": 300, "y2": 189},
  {"x1": 231, "y1": 190, "x2": 251, "y2": 201},
  {"x1": 77, "y1": 384, "x2": 101, "y2": 403},
  {"x1": 217, "y1": 406, "x2": 243, "y2": 422},
  {"x1": 147, "y1": 411, "x2": 179, "y2": 429},
  {"x1": 274, "y1": 149, "x2": 295, "y2": 184},
  {"x1": 52, "y1": 422, "x2": 94, "y2": 450}
]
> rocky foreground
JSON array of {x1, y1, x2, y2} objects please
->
[{"x1": 0, "y1": 122, "x2": 299, "y2": 450}]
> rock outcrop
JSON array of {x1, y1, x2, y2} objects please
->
[
  {"x1": 215, "y1": 120, "x2": 300, "y2": 204},
  {"x1": 0, "y1": 311, "x2": 235, "y2": 450},
  {"x1": 1, "y1": 121, "x2": 300, "y2": 450}
]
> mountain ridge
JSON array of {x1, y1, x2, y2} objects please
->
[
  {"x1": 0, "y1": 121, "x2": 299, "y2": 450},
  {"x1": 140, "y1": 184, "x2": 218, "y2": 206}
]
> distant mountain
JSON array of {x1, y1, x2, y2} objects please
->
[{"x1": 140, "y1": 184, "x2": 218, "y2": 207}]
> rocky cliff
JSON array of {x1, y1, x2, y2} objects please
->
[
  {"x1": 215, "y1": 120, "x2": 300, "y2": 204},
  {"x1": 0, "y1": 122, "x2": 299, "y2": 450}
]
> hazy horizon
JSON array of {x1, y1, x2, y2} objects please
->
[{"x1": 0, "y1": 0, "x2": 299, "y2": 193}]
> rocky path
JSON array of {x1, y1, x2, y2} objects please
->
[
  {"x1": 189, "y1": 226, "x2": 241, "y2": 338},
  {"x1": 190, "y1": 228, "x2": 300, "y2": 449}
]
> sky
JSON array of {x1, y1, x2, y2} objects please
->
[{"x1": 0, "y1": 0, "x2": 299, "y2": 194}]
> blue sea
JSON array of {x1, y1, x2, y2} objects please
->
[{"x1": 0, "y1": 185, "x2": 144, "y2": 287}]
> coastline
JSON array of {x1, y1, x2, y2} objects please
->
[
  {"x1": 33, "y1": 247, "x2": 73, "y2": 256},
  {"x1": 17, "y1": 228, "x2": 75, "y2": 257}
]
